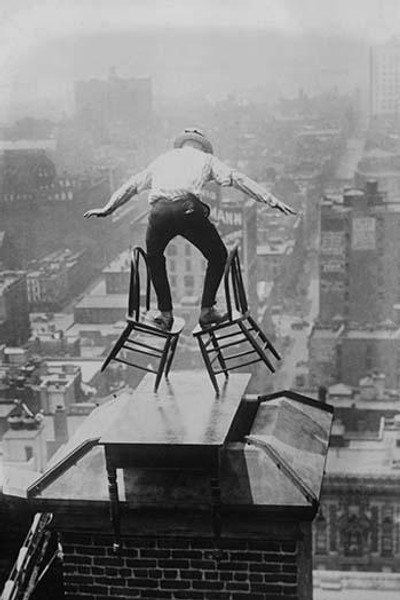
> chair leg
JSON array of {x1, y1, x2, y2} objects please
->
[
  {"x1": 106, "y1": 455, "x2": 121, "y2": 552},
  {"x1": 238, "y1": 320, "x2": 275, "y2": 373},
  {"x1": 196, "y1": 333, "x2": 220, "y2": 395},
  {"x1": 101, "y1": 323, "x2": 134, "y2": 372},
  {"x1": 154, "y1": 337, "x2": 172, "y2": 392},
  {"x1": 165, "y1": 335, "x2": 179, "y2": 379},
  {"x1": 210, "y1": 331, "x2": 229, "y2": 378},
  {"x1": 247, "y1": 315, "x2": 281, "y2": 360}
]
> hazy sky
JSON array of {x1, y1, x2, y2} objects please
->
[{"x1": 0, "y1": 0, "x2": 399, "y2": 119}]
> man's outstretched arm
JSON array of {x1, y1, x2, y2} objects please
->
[
  {"x1": 84, "y1": 168, "x2": 152, "y2": 218},
  {"x1": 210, "y1": 158, "x2": 296, "y2": 215}
]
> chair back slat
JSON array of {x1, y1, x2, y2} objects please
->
[
  {"x1": 224, "y1": 244, "x2": 249, "y2": 317},
  {"x1": 234, "y1": 253, "x2": 248, "y2": 312},
  {"x1": 128, "y1": 249, "x2": 138, "y2": 318},
  {"x1": 224, "y1": 249, "x2": 235, "y2": 320},
  {"x1": 128, "y1": 246, "x2": 152, "y2": 320}
]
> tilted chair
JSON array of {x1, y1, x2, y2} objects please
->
[
  {"x1": 101, "y1": 247, "x2": 185, "y2": 392},
  {"x1": 193, "y1": 244, "x2": 281, "y2": 395}
]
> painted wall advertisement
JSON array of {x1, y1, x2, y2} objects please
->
[
  {"x1": 352, "y1": 217, "x2": 376, "y2": 251},
  {"x1": 209, "y1": 204, "x2": 243, "y2": 247},
  {"x1": 321, "y1": 231, "x2": 345, "y2": 256}
]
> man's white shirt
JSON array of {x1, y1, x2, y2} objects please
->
[{"x1": 109, "y1": 146, "x2": 277, "y2": 208}]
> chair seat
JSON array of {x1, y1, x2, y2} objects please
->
[
  {"x1": 192, "y1": 310, "x2": 244, "y2": 335},
  {"x1": 126, "y1": 313, "x2": 185, "y2": 335}
]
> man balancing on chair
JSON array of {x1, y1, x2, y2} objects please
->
[{"x1": 84, "y1": 128, "x2": 296, "y2": 330}]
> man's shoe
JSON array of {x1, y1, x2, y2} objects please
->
[
  {"x1": 145, "y1": 310, "x2": 173, "y2": 331},
  {"x1": 199, "y1": 307, "x2": 229, "y2": 328}
]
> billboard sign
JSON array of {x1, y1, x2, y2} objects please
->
[
  {"x1": 209, "y1": 204, "x2": 243, "y2": 247},
  {"x1": 320, "y1": 231, "x2": 345, "y2": 256},
  {"x1": 352, "y1": 217, "x2": 376, "y2": 251},
  {"x1": 321, "y1": 260, "x2": 345, "y2": 274}
]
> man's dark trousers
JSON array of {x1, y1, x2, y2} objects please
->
[{"x1": 146, "y1": 195, "x2": 228, "y2": 311}]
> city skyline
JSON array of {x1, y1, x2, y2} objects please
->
[{"x1": 0, "y1": 0, "x2": 399, "y2": 120}]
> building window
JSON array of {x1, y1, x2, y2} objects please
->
[
  {"x1": 167, "y1": 245, "x2": 177, "y2": 256},
  {"x1": 184, "y1": 275, "x2": 194, "y2": 290},
  {"x1": 343, "y1": 515, "x2": 365, "y2": 557},
  {"x1": 185, "y1": 260, "x2": 192, "y2": 272},
  {"x1": 169, "y1": 260, "x2": 176, "y2": 272},
  {"x1": 170, "y1": 275, "x2": 177, "y2": 289},
  {"x1": 329, "y1": 504, "x2": 338, "y2": 552},
  {"x1": 185, "y1": 244, "x2": 191, "y2": 256},
  {"x1": 381, "y1": 508, "x2": 394, "y2": 557},
  {"x1": 365, "y1": 344, "x2": 374, "y2": 371},
  {"x1": 395, "y1": 507, "x2": 400, "y2": 554},
  {"x1": 315, "y1": 514, "x2": 328, "y2": 555},
  {"x1": 25, "y1": 446, "x2": 33, "y2": 461}
]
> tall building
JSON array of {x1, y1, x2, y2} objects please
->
[
  {"x1": 75, "y1": 69, "x2": 153, "y2": 139},
  {"x1": 0, "y1": 231, "x2": 19, "y2": 270},
  {"x1": 317, "y1": 182, "x2": 395, "y2": 325},
  {"x1": 313, "y1": 381, "x2": 400, "y2": 572},
  {"x1": 318, "y1": 197, "x2": 349, "y2": 323},
  {"x1": 310, "y1": 180, "x2": 400, "y2": 389},
  {"x1": 26, "y1": 248, "x2": 90, "y2": 310},
  {"x1": 370, "y1": 38, "x2": 400, "y2": 120},
  {"x1": 309, "y1": 322, "x2": 400, "y2": 389},
  {"x1": 355, "y1": 147, "x2": 400, "y2": 202},
  {"x1": 0, "y1": 271, "x2": 30, "y2": 346},
  {"x1": 0, "y1": 149, "x2": 111, "y2": 267}
]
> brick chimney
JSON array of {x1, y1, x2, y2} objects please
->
[
  {"x1": 26, "y1": 372, "x2": 333, "y2": 600},
  {"x1": 53, "y1": 405, "x2": 69, "y2": 444}
]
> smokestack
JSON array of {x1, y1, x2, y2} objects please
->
[
  {"x1": 53, "y1": 406, "x2": 68, "y2": 444},
  {"x1": 372, "y1": 372, "x2": 385, "y2": 400},
  {"x1": 318, "y1": 385, "x2": 328, "y2": 403}
]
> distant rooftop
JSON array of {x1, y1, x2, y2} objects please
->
[
  {"x1": 44, "y1": 359, "x2": 103, "y2": 384},
  {"x1": 66, "y1": 321, "x2": 125, "y2": 338},
  {"x1": 27, "y1": 248, "x2": 85, "y2": 278},
  {"x1": 311, "y1": 323, "x2": 400, "y2": 340},
  {"x1": 0, "y1": 139, "x2": 57, "y2": 152},
  {"x1": 30, "y1": 312, "x2": 74, "y2": 335},
  {"x1": 257, "y1": 240, "x2": 294, "y2": 256},
  {"x1": 103, "y1": 249, "x2": 131, "y2": 273},
  {"x1": 326, "y1": 425, "x2": 400, "y2": 476},
  {"x1": 0, "y1": 271, "x2": 25, "y2": 295},
  {"x1": 311, "y1": 326, "x2": 344, "y2": 340},
  {"x1": 344, "y1": 326, "x2": 400, "y2": 340},
  {"x1": 74, "y1": 294, "x2": 127, "y2": 309},
  {"x1": 314, "y1": 570, "x2": 400, "y2": 600}
]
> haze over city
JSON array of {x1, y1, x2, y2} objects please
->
[{"x1": 0, "y1": 0, "x2": 399, "y2": 119}]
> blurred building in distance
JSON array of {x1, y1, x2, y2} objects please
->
[
  {"x1": 75, "y1": 68, "x2": 153, "y2": 143},
  {"x1": 370, "y1": 38, "x2": 400, "y2": 120},
  {"x1": 27, "y1": 248, "x2": 90, "y2": 311},
  {"x1": 0, "y1": 271, "x2": 30, "y2": 346},
  {"x1": 314, "y1": 375, "x2": 400, "y2": 572}
]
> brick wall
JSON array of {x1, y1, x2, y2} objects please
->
[{"x1": 62, "y1": 534, "x2": 300, "y2": 600}]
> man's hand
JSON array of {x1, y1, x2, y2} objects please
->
[
  {"x1": 267, "y1": 194, "x2": 296, "y2": 216},
  {"x1": 83, "y1": 208, "x2": 109, "y2": 219}
]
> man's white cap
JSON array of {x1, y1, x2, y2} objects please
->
[{"x1": 173, "y1": 128, "x2": 214, "y2": 154}]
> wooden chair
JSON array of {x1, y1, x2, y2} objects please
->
[
  {"x1": 101, "y1": 247, "x2": 185, "y2": 392},
  {"x1": 193, "y1": 245, "x2": 280, "y2": 395}
]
